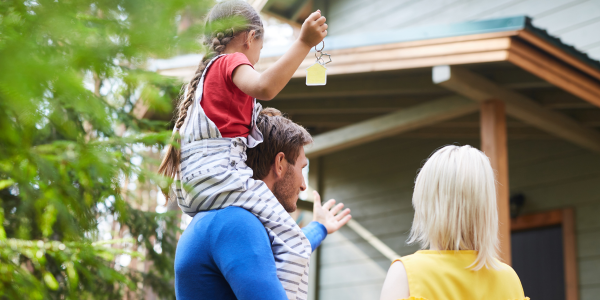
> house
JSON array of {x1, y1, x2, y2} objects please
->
[{"x1": 145, "y1": 1, "x2": 600, "y2": 299}]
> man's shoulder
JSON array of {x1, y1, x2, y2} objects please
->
[
  {"x1": 209, "y1": 207, "x2": 265, "y2": 233},
  {"x1": 201, "y1": 207, "x2": 272, "y2": 251},
  {"x1": 212, "y1": 206, "x2": 258, "y2": 221}
]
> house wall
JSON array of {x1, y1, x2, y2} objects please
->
[
  {"x1": 325, "y1": 0, "x2": 600, "y2": 60},
  {"x1": 315, "y1": 136, "x2": 600, "y2": 300}
]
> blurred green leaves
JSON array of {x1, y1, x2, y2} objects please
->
[{"x1": 0, "y1": 0, "x2": 215, "y2": 299}]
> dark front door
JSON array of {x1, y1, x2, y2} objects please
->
[{"x1": 511, "y1": 225, "x2": 566, "y2": 300}]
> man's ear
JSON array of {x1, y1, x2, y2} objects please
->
[{"x1": 272, "y1": 152, "x2": 286, "y2": 179}]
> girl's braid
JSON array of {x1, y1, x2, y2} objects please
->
[
  {"x1": 157, "y1": 31, "x2": 234, "y2": 186},
  {"x1": 158, "y1": 0, "x2": 264, "y2": 201},
  {"x1": 174, "y1": 32, "x2": 234, "y2": 131}
]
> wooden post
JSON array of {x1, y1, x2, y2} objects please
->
[
  {"x1": 307, "y1": 157, "x2": 323, "y2": 300},
  {"x1": 480, "y1": 99, "x2": 511, "y2": 265},
  {"x1": 562, "y1": 208, "x2": 579, "y2": 300}
]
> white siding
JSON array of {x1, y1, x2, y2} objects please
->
[
  {"x1": 326, "y1": 0, "x2": 600, "y2": 60},
  {"x1": 316, "y1": 137, "x2": 600, "y2": 300}
]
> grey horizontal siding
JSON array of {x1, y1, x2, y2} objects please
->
[
  {"x1": 326, "y1": 0, "x2": 600, "y2": 60},
  {"x1": 316, "y1": 137, "x2": 600, "y2": 300},
  {"x1": 319, "y1": 282, "x2": 384, "y2": 300}
]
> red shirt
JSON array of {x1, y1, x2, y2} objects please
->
[{"x1": 201, "y1": 53, "x2": 254, "y2": 138}]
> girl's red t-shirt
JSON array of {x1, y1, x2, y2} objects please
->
[{"x1": 201, "y1": 52, "x2": 254, "y2": 138}]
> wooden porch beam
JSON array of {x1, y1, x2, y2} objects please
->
[
  {"x1": 433, "y1": 65, "x2": 600, "y2": 153},
  {"x1": 561, "y1": 208, "x2": 580, "y2": 300},
  {"x1": 304, "y1": 96, "x2": 479, "y2": 158},
  {"x1": 255, "y1": 37, "x2": 512, "y2": 78},
  {"x1": 267, "y1": 97, "x2": 426, "y2": 114},
  {"x1": 345, "y1": 219, "x2": 401, "y2": 262},
  {"x1": 275, "y1": 75, "x2": 446, "y2": 100},
  {"x1": 517, "y1": 31, "x2": 600, "y2": 83},
  {"x1": 508, "y1": 38, "x2": 600, "y2": 108},
  {"x1": 297, "y1": 201, "x2": 402, "y2": 262},
  {"x1": 480, "y1": 100, "x2": 511, "y2": 265}
]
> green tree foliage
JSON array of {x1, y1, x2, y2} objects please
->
[{"x1": 0, "y1": 0, "x2": 214, "y2": 298}]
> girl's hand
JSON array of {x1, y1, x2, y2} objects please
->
[
  {"x1": 299, "y1": 10, "x2": 328, "y2": 48},
  {"x1": 234, "y1": 10, "x2": 328, "y2": 101},
  {"x1": 312, "y1": 191, "x2": 351, "y2": 234}
]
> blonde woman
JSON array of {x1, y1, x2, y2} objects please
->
[{"x1": 380, "y1": 145, "x2": 529, "y2": 300}]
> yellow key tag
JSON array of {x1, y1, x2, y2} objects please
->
[
  {"x1": 307, "y1": 41, "x2": 331, "y2": 86},
  {"x1": 306, "y1": 63, "x2": 327, "y2": 86}
]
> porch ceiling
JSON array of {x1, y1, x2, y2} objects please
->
[
  {"x1": 263, "y1": 62, "x2": 600, "y2": 139},
  {"x1": 250, "y1": 18, "x2": 600, "y2": 157}
]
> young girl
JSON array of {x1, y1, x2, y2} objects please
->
[
  {"x1": 380, "y1": 145, "x2": 528, "y2": 300},
  {"x1": 158, "y1": 1, "x2": 327, "y2": 299}
]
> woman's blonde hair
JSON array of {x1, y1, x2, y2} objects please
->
[{"x1": 407, "y1": 145, "x2": 501, "y2": 270}]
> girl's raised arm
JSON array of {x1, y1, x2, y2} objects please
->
[{"x1": 232, "y1": 10, "x2": 327, "y2": 100}]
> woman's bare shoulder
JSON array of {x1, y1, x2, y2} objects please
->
[{"x1": 380, "y1": 260, "x2": 410, "y2": 300}]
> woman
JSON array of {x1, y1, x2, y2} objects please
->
[{"x1": 380, "y1": 145, "x2": 529, "y2": 300}]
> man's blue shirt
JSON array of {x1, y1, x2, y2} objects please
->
[{"x1": 174, "y1": 206, "x2": 327, "y2": 300}]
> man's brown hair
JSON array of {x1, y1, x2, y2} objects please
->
[{"x1": 246, "y1": 108, "x2": 313, "y2": 180}]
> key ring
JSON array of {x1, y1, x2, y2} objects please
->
[
  {"x1": 314, "y1": 41, "x2": 332, "y2": 65},
  {"x1": 306, "y1": 41, "x2": 330, "y2": 86},
  {"x1": 315, "y1": 52, "x2": 332, "y2": 65},
  {"x1": 314, "y1": 41, "x2": 325, "y2": 52}
]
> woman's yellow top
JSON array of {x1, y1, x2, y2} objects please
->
[{"x1": 395, "y1": 250, "x2": 529, "y2": 300}]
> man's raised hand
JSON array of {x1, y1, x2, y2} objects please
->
[{"x1": 312, "y1": 191, "x2": 351, "y2": 234}]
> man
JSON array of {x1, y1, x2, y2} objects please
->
[{"x1": 175, "y1": 108, "x2": 352, "y2": 300}]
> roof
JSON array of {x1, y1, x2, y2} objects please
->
[
  {"x1": 264, "y1": 16, "x2": 600, "y2": 70},
  {"x1": 152, "y1": 16, "x2": 600, "y2": 74}
]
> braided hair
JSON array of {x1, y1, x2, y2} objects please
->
[{"x1": 158, "y1": 0, "x2": 263, "y2": 200}]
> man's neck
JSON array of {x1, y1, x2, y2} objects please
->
[{"x1": 261, "y1": 174, "x2": 276, "y2": 192}]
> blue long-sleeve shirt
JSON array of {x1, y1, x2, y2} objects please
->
[{"x1": 175, "y1": 206, "x2": 327, "y2": 300}]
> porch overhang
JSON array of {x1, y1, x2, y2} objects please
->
[
  {"x1": 247, "y1": 16, "x2": 600, "y2": 158},
  {"x1": 256, "y1": 15, "x2": 600, "y2": 106},
  {"x1": 137, "y1": 16, "x2": 600, "y2": 159}
]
